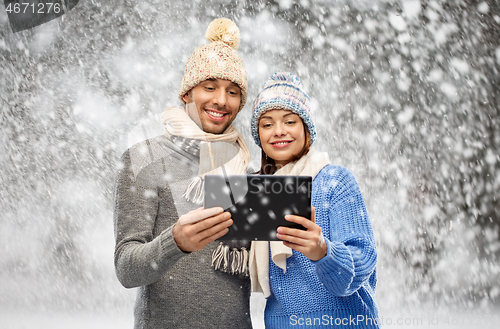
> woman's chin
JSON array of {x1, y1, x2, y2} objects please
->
[{"x1": 272, "y1": 157, "x2": 294, "y2": 167}]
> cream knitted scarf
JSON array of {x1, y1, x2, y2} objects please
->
[
  {"x1": 162, "y1": 106, "x2": 252, "y2": 276},
  {"x1": 249, "y1": 147, "x2": 330, "y2": 297},
  {"x1": 161, "y1": 106, "x2": 251, "y2": 204}
]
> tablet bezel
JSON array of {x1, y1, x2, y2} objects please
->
[{"x1": 204, "y1": 174, "x2": 312, "y2": 241}]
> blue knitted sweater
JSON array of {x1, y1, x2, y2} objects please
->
[{"x1": 265, "y1": 165, "x2": 380, "y2": 329}]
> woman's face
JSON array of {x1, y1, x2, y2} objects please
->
[{"x1": 258, "y1": 109, "x2": 306, "y2": 167}]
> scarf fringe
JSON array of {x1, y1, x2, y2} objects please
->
[
  {"x1": 182, "y1": 176, "x2": 204, "y2": 204},
  {"x1": 212, "y1": 242, "x2": 249, "y2": 277}
]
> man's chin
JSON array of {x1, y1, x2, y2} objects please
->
[{"x1": 201, "y1": 123, "x2": 228, "y2": 134}]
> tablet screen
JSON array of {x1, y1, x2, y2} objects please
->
[{"x1": 204, "y1": 174, "x2": 312, "y2": 241}]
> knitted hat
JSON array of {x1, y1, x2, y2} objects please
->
[
  {"x1": 251, "y1": 72, "x2": 317, "y2": 147},
  {"x1": 179, "y1": 18, "x2": 248, "y2": 111}
]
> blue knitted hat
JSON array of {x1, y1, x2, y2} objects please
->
[{"x1": 251, "y1": 72, "x2": 317, "y2": 147}]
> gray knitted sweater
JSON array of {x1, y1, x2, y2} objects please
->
[{"x1": 113, "y1": 135, "x2": 252, "y2": 329}]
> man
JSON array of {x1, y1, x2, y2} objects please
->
[{"x1": 113, "y1": 18, "x2": 252, "y2": 328}]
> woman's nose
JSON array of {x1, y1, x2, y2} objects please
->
[{"x1": 274, "y1": 123, "x2": 286, "y2": 136}]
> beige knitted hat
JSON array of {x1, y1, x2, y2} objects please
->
[{"x1": 179, "y1": 18, "x2": 248, "y2": 111}]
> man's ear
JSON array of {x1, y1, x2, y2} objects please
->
[{"x1": 182, "y1": 93, "x2": 190, "y2": 103}]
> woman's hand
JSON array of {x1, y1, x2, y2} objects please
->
[{"x1": 276, "y1": 206, "x2": 327, "y2": 261}]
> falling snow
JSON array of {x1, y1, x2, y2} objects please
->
[{"x1": 1, "y1": 0, "x2": 500, "y2": 328}]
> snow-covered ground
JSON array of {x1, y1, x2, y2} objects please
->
[
  {"x1": 0, "y1": 310, "x2": 133, "y2": 329},
  {"x1": 1, "y1": 305, "x2": 499, "y2": 329}
]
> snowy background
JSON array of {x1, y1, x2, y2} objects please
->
[{"x1": 1, "y1": 0, "x2": 499, "y2": 328}]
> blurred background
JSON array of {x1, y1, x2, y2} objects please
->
[{"x1": 1, "y1": 0, "x2": 499, "y2": 328}]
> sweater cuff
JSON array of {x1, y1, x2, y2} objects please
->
[
  {"x1": 311, "y1": 238, "x2": 354, "y2": 274},
  {"x1": 157, "y1": 225, "x2": 188, "y2": 265}
]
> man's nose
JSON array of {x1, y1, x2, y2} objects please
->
[{"x1": 213, "y1": 88, "x2": 227, "y2": 107}]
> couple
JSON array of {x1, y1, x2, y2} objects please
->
[{"x1": 113, "y1": 18, "x2": 379, "y2": 328}]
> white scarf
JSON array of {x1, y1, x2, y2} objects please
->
[
  {"x1": 161, "y1": 106, "x2": 251, "y2": 203},
  {"x1": 249, "y1": 147, "x2": 330, "y2": 297}
]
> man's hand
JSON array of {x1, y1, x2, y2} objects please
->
[{"x1": 173, "y1": 207, "x2": 233, "y2": 252}]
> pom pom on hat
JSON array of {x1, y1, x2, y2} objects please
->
[
  {"x1": 205, "y1": 18, "x2": 240, "y2": 50},
  {"x1": 251, "y1": 72, "x2": 317, "y2": 147},
  {"x1": 179, "y1": 18, "x2": 248, "y2": 111}
]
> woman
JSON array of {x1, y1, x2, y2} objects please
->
[{"x1": 249, "y1": 73, "x2": 380, "y2": 328}]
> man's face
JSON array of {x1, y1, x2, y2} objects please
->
[{"x1": 183, "y1": 79, "x2": 241, "y2": 134}]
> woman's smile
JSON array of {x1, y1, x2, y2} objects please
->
[{"x1": 270, "y1": 140, "x2": 294, "y2": 148}]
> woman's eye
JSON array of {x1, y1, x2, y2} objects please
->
[{"x1": 286, "y1": 121, "x2": 296, "y2": 125}]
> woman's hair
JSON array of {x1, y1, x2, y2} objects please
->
[{"x1": 258, "y1": 120, "x2": 311, "y2": 175}]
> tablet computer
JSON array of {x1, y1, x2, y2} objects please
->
[{"x1": 204, "y1": 174, "x2": 312, "y2": 241}]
